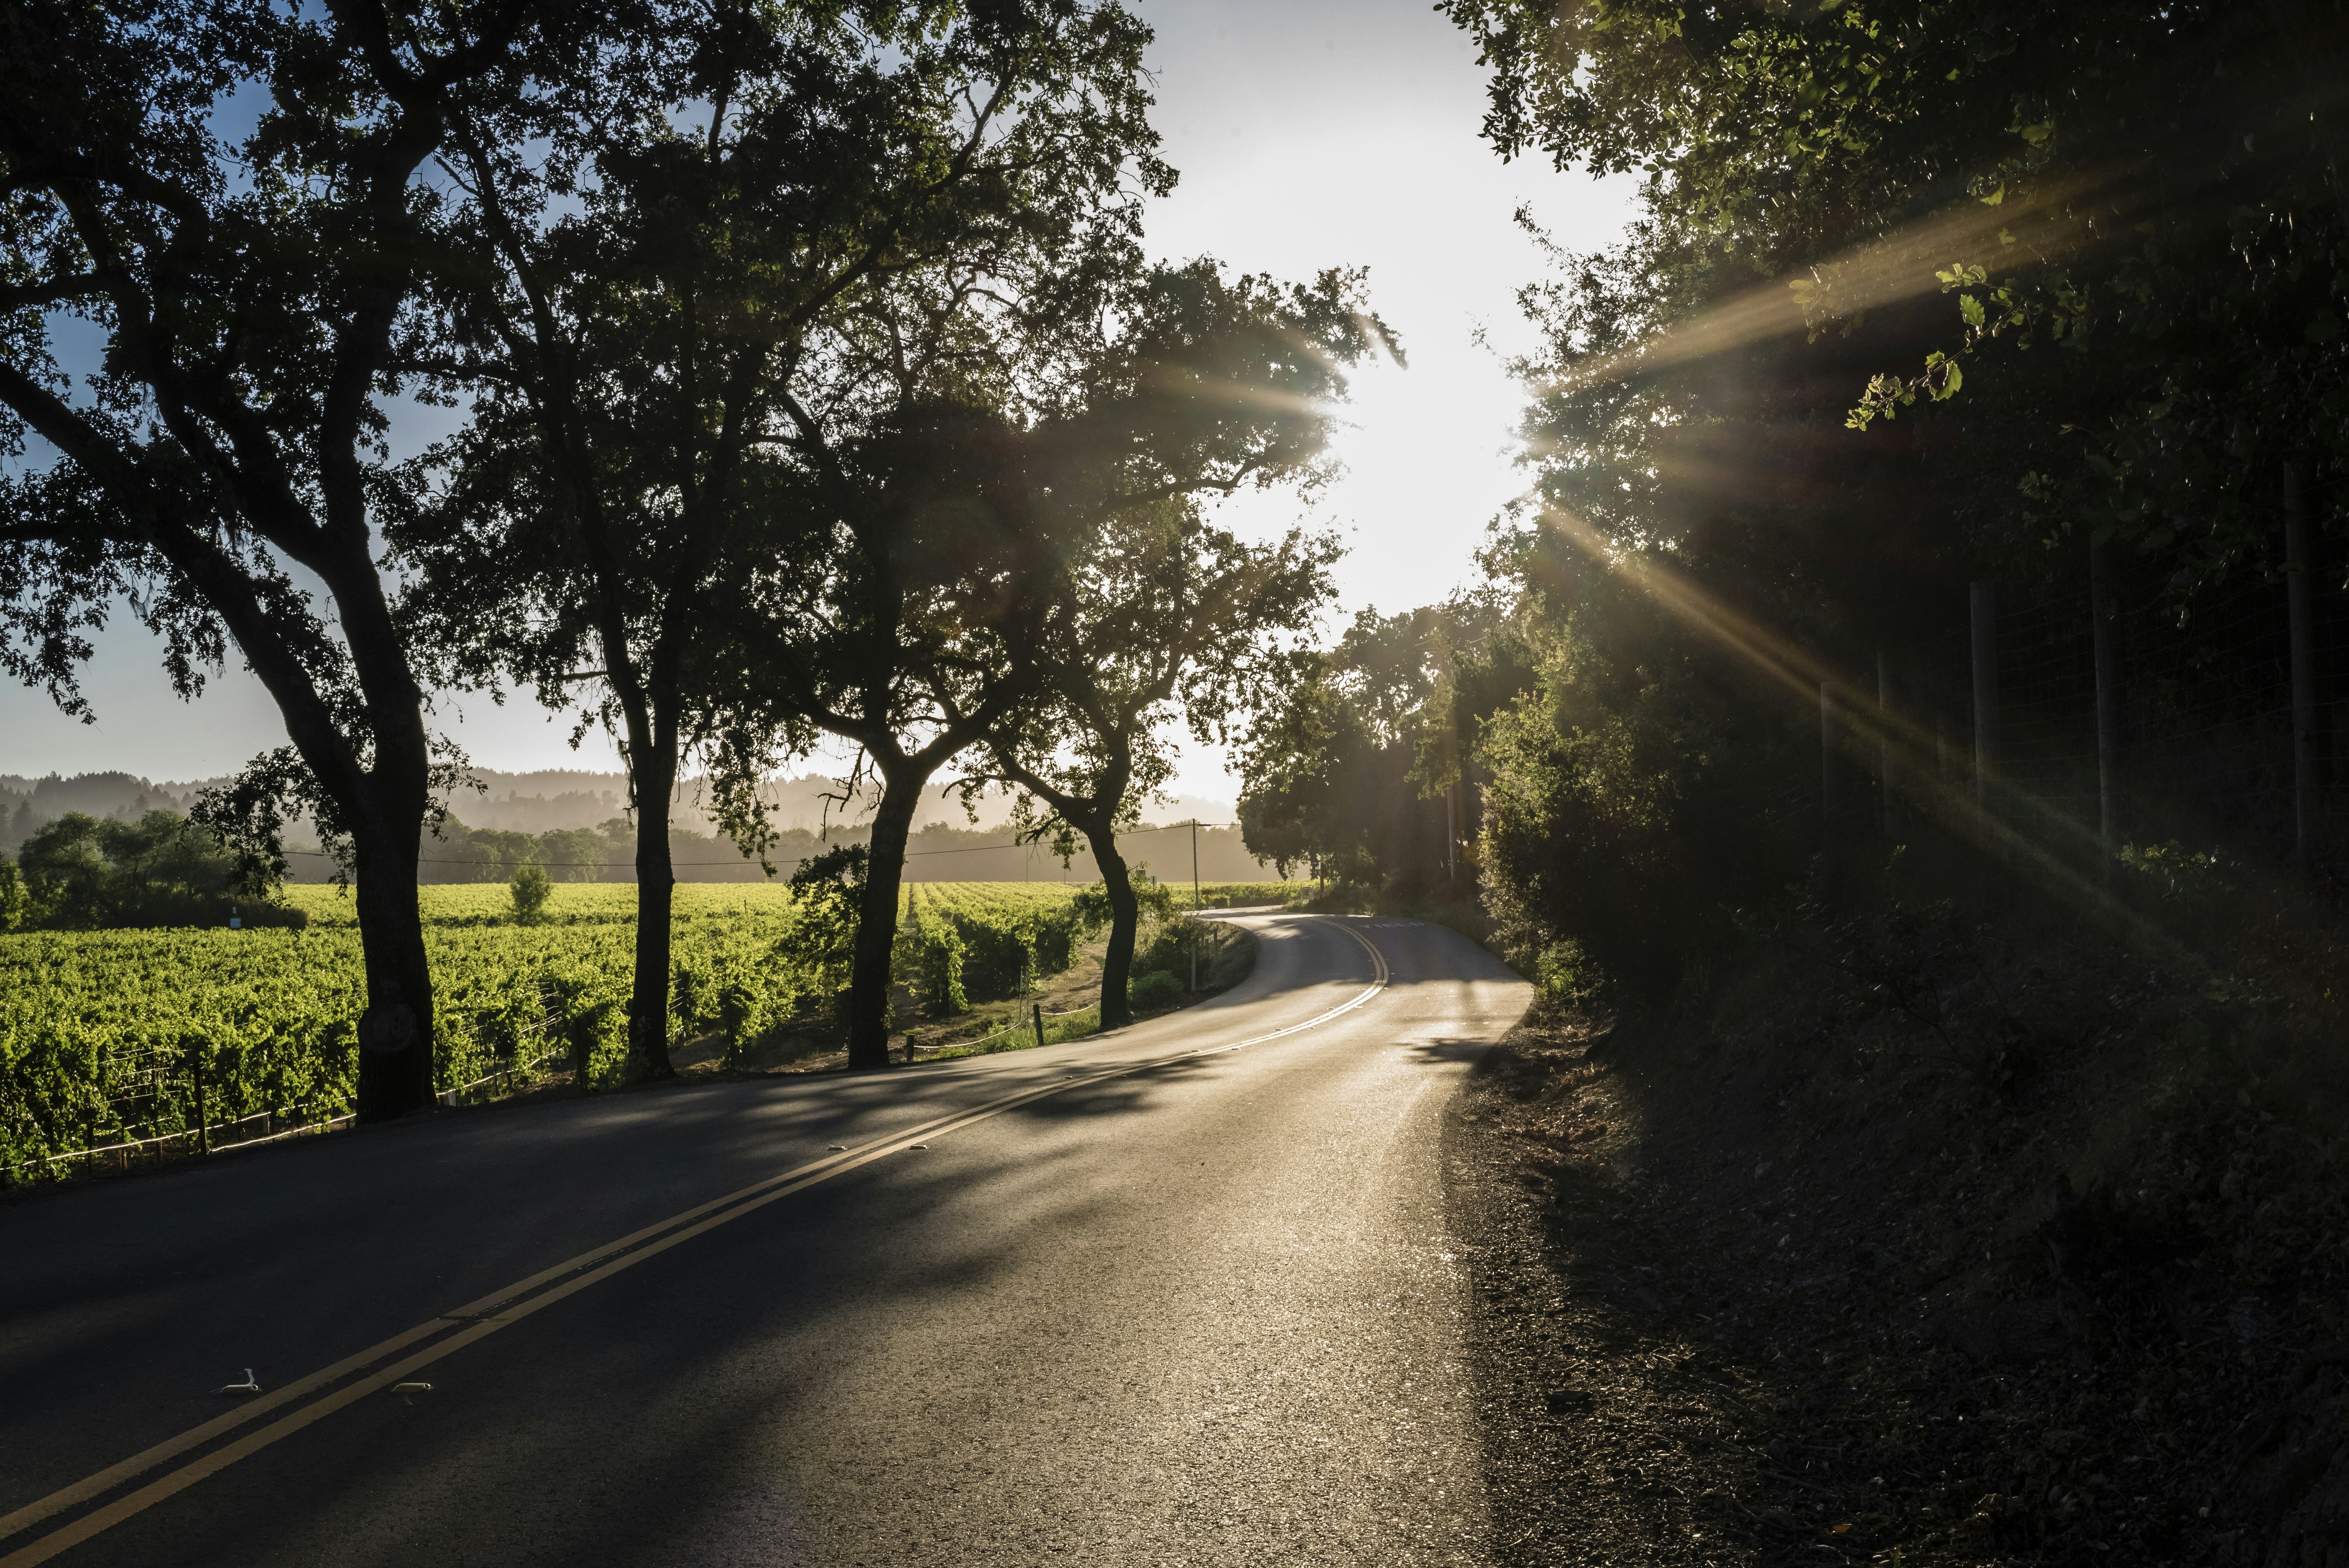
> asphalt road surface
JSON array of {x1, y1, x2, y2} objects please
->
[{"x1": 0, "y1": 913, "x2": 1530, "y2": 1567}]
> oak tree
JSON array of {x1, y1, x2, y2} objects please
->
[
  {"x1": 0, "y1": 0, "x2": 589, "y2": 1120},
  {"x1": 399, "y1": 0, "x2": 1168, "y2": 1076}
]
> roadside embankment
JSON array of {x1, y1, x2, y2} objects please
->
[{"x1": 1447, "y1": 889, "x2": 2349, "y2": 1566}]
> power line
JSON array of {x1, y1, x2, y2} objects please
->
[{"x1": 278, "y1": 819, "x2": 1245, "y2": 870}]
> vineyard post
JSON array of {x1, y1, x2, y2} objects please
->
[
  {"x1": 188, "y1": 1045, "x2": 208, "y2": 1158},
  {"x1": 1033, "y1": 1002, "x2": 1045, "y2": 1050}
]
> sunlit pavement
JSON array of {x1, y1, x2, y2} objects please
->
[{"x1": 0, "y1": 914, "x2": 1530, "y2": 1567}]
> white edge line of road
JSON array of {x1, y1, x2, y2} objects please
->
[{"x1": 0, "y1": 915, "x2": 1391, "y2": 1567}]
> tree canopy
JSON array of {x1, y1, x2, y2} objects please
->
[
  {"x1": 1333, "y1": 0, "x2": 2349, "y2": 990},
  {"x1": 0, "y1": 0, "x2": 598, "y2": 1119},
  {"x1": 396, "y1": 0, "x2": 1173, "y2": 1075},
  {"x1": 744, "y1": 258, "x2": 1388, "y2": 1065},
  {"x1": 980, "y1": 497, "x2": 1337, "y2": 1026}
]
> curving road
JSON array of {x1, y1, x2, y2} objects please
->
[{"x1": 0, "y1": 913, "x2": 1530, "y2": 1567}]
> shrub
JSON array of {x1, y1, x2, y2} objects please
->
[
  {"x1": 1134, "y1": 912, "x2": 1206, "y2": 977},
  {"x1": 510, "y1": 860, "x2": 551, "y2": 925},
  {"x1": 1130, "y1": 969, "x2": 1183, "y2": 1011},
  {"x1": 672, "y1": 960, "x2": 710, "y2": 1038},
  {"x1": 14, "y1": 810, "x2": 302, "y2": 930},
  {"x1": 716, "y1": 979, "x2": 765, "y2": 1064},
  {"x1": 917, "y1": 917, "x2": 968, "y2": 1014},
  {"x1": 1474, "y1": 607, "x2": 1797, "y2": 997},
  {"x1": 1029, "y1": 906, "x2": 1084, "y2": 973},
  {"x1": 779, "y1": 846, "x2": 863, "y2": 1009},
  {"x1": 1533, "y1": 938, "x2": 1604, "y2": 1007},
  {"x1": 955, "y1": 917, "x2": 1034, "y2": 1000}
]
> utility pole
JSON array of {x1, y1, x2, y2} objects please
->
[
  {"x1": 1445, "y1": 783, "x2": 1457, "y2": 885},
  {"x1": 1189, "y1": 818, "x2": 1201, "y2": 992}
]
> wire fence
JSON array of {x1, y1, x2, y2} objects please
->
[
  {"x1": 8, "y1": 980, "x2": 573, "y2": 1181},
  {"x1": 1834, "y1": 526, "x2": 2349, "y2": 871}
]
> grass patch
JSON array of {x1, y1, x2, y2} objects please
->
[{"x1": 921, "y1": 1005, "x2": 1106, "y2": 1060}]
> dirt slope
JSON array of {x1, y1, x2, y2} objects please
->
[{"x1": 1446, "y1": 904, "x2": 2349, "y2": 1567}]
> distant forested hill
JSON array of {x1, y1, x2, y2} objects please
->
[{"x1": 3, "y1": 772, "x2": 1261, "y2": 883}]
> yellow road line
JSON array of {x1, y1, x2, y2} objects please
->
[
  {"x1": 0, "y1": 916, "x2": 1390, "y2": 1567},
  {"x1": 1318, "y1": 917, "x2": 1392, "y2": 991}
]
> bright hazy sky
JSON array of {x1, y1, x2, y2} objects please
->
[{"x1": 0, "y1": 0, "x2": 1636, "y2": 806}]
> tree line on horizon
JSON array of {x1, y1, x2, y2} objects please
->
[
  {"x1": 0, "y1": 777, "x2": 1274, "y2": 899},
  {"x1": 0, "y1": 0, "x2": 1382, "y2": 1120}
]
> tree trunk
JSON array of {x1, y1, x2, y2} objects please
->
[
  {"x1": 630, "y1": 786, "x2": 678, "y2": 1082},
  {"x1": 351, "y1": 818, "x2": 434, "y2": 1122},
  {"x1": 1086, "y1": 821, "x2": 1139, "y2": 1030},
  {"x1": 847, "y1": 768, "x2": 923, "y2": 1069}
]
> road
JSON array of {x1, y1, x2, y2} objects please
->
[{"x1": 0, "y1": 913, "x2": 1530, "y2": 1567}]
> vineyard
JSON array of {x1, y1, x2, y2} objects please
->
[
  {"x1": 0, "y1": 885, "x2": 835, "y2": 1181},
  {"x1": 902, "y1": 883, "x2": 1091, "y2": 1014},
  {"x1": 0, "y1": 879, "x2": 1308, "y2": 1182},
  {"x1": 1185, "y1": 881, "x2": 1311, "y2": 907}
]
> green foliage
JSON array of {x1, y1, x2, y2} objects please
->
[
  {"x1": 1532, "y1": 939, "x2": 1605, "y2": 1009},
  {"x1": 671, "y1": 961, "x2": 709, "y2": 1040},
  {"x1": 1192, "y1": 880, "x2": 1317, "y2": 907},
  {"x1": 0, "y1": 884, "x2": 836, "y2": 1177},
  {"x1": 714, "y1": 982, "x2": 766, "y2": 1067},
  {"x1": 1235, "y1": 598, "x2": 1534, "y2": 904},
  {"x1": 2117, "y1": 840, "x2": 2229, "y2": 904},
  {"x1": 911, "y1": 898, "x2": 971, "y2": 1015},
  {"x1": 11, "y1": 811, "x2": 303, "y2": 931},
  {"x1": 1237, "y1": 675, "x2": 1376, "y2": 880},
  {"x1": 1478, "y1": 627, "x2": 1691, "y2": 989},
  {"x1": 1070, "y1": 875, "x2": 1178, "y2": 932},
  {"x1": 557, "y1": 993, "x2": 630, "y2": 1090},
  {"x1": 1027, "y1": 904, "x2": 1086, "y2": 977},
  {"x1": 1129, "y1": 970, "x2": 1183, "y2": 1011},
  {"x1": 1442, "y1": 0, "x2": 2349, "y2": 698},
  {"x1": 903, "y1": 884, "x2": 1094, "y2": 1012},
  {"x1": 534, "y1": 828, "x2": 610, "y2": 884},
  {"x1": 0, "y1": 855, "x2": 24, "y2": 934},
  {"x1": 953, "y1": 915, "x2": 1027, "y2": 1002},
  {"x1": 2113, "y1": 840, "x2": 2253, "y2": 953},
  {"x1": 509, "y1": 860, "x2": 552, "y2": 926},
  {"x1": 1235, "y1": 602, "x2": 1504, "y2": 891},
  {"x1": 1271, "y1": 1, "x2": 2349, "y2": 993},
  {"x1": 777, "y1": 846, "x2": 866, "y2": 1008},
  {"x1": 1129, "y1": 910, "x2": 1250, "y2": 994},
  {"x1": 0, "y1": 0, "x2": 600, "y2": 1126},
  {"x1": 1475, "y1": 581, "x2": 1810, "y2": 994}
]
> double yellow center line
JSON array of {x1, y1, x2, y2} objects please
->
[{"x1": 0, "y1": 918, "x2": 1390, "y2": 1567}]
